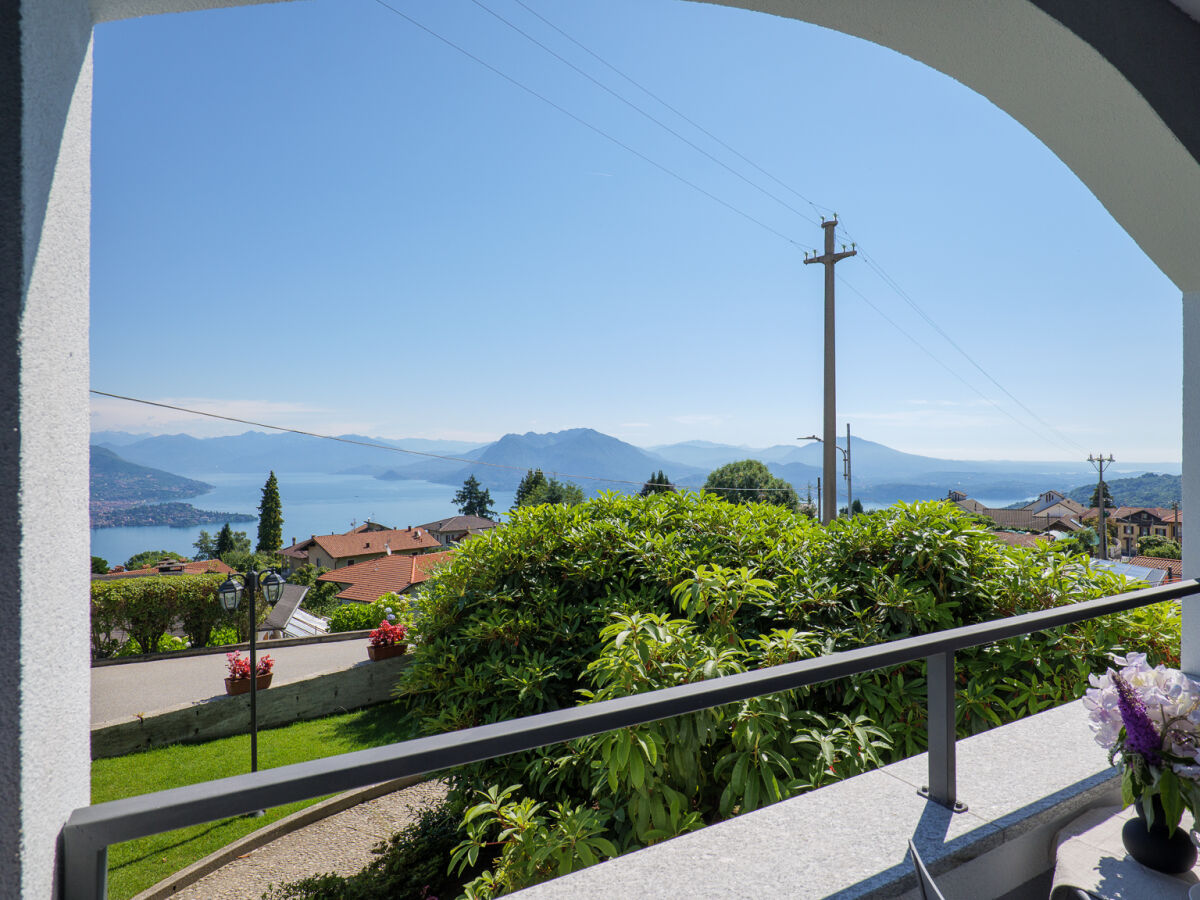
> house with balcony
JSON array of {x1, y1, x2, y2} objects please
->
[{"x1": 12, "y1": 1, "x2": 1200, "y2": 898}]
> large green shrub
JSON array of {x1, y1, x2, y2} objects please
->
[
  {"x1": 90, "y1": 574, "x2": 236, "y2": 656},
  {"x1": 279, "y1": 494, "x2": 1176, "y2": 898}
]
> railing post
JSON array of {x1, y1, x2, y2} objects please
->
[
  {"x1": 60, "y1": 823, "x2": 107, "y2": 900},
  {"x1": 922, "y1": 651, "x2": 966, "y2": 812}
]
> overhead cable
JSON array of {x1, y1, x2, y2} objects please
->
[{"x1": 368, "y1": 0, "x2": 816, "y2": 253}]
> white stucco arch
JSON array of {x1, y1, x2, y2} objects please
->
[{"x1": 9, "y1": 1, "x2": 1200, "y2": 895}]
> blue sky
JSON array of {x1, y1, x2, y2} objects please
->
[{"x1": 90, "y1": 0, "x2": 1181, "y2": 462}]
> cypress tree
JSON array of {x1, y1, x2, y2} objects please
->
[
  {"x1": 215, "y1": 522, "x2": 236, "y2": 557},
  {"x1": 256, "y1": 471, "x2": 283, "y2": 553}
]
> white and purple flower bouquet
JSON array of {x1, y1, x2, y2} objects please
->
[{"x1": 1084, "y1": 653, "x2": 1200, "y2": 834}]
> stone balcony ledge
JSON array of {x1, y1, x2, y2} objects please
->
[{"x1": 513, "y1": 699, "x2": 1117, "y2": 899}]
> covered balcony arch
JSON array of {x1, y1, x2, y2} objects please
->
[{"x1": 7, "y1": 0, "x2": 1200, "y2": 894}]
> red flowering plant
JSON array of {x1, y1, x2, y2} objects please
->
[
  {"x1": 369, "y1": 620, "x2": 408, "y2": 647},
  {"x1": 226, "y1": 651, "x2": 274, "y2": 680}
]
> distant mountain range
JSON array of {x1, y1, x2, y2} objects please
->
[{"x1": 92, "y1": 428, "x2": 1182, "y2": 509}]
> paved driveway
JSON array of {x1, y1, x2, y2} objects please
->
[{"x1": 91, "y1": 638, "x2": 372, "y2": 725}]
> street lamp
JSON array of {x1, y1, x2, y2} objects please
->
[
  {"x1": 800, "y1": 426, "x2": 854, "y2": 518},
  {"x1": 217, "y1": 568, "x2": 284, "y2": 774}
]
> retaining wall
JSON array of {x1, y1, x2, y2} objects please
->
[{"x1": 91, "y1": 656, "x2": 411, "y2": 759}]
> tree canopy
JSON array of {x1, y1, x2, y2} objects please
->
[
  {"x1": 1090, "y1": 480, "x2": 1115, "y2": 509},
  {"x1": 215, "y1": 523, "x2": 250, "y2": 559},
  {"x1": 256, "y1": 470, "x2": 283, "y2": 554},
  {"x1": 639, "y1": 470, "x2": 674, "y2": 496},
  {"x1": 454, "y1": 475, "x2": 497, "y2": 519},
  {"x1": 512, "y1": 469, "x2": 548, "y2": 509},
  {"x1": 1138, "y1": 535, "x2": 1182, "y2": 559},
  {"x1": 521, "y1": 477, "x2": 584, "y2": 507},
  {"x1": 702, "y1": 459, "x2": 799, "y2": 510},
  {"x1": 123, "y1": 549, "x2": 187, "y2": 571},
  {"x1": 193, "y1": 530, "x2": 217, "y2": 560}
]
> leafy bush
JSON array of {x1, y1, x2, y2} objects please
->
[
  {"x1": 123, "y1": 549, "x2": 188, "y2": 570},
  {"x1": 278, "y1": 494, "x2": 1176, "y2": 898},
  {"x1": 329, "y1": 594, "x2": 413, "y2": 634},
  {"x1": 90, "y1": 574, "x2": 238, "y2": 657}
]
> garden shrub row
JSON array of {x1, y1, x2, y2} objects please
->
[
  {"x1": 269, "y1": 494, "x2": 1177, "y2": 899},
  {"x1": 90, "y1": 574, "x2": 253, "y2": 657}
]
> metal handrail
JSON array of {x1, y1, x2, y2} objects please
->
[{"x1": 62, "y1": 578, "x2": 1200, "y2": 899}]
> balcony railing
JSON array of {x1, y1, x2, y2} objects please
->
[{"x1": 62, "y1": 578, "x2": 1200, "y2": 899}]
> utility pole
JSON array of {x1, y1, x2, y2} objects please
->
[
  {"x1": 845, "y1": 423, "x2": 854, "y2": 515},
  {"x1": 1089, "y1": 453, "x2": 1114, "y2": 560},
  {"x1": 805, "y1": 217, "x2": 856, "y2": 524},
  {"x1": 816, "y1": 477, "x2": 822, "y2": 517}
]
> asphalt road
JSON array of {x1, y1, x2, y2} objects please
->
[{"x1": 91, "y1": 638, "x2": 371, "y2": 725}]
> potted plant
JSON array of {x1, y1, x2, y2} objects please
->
[
  {"x1": 1084, "y1": 652, "x2": 1200, "y2": 872},
  {"x1": 225, "y1": 651, "x2": 274, "y2": 695},
  {"x1": 367, "y1": 619, "x2": 408, "y2": 661}
]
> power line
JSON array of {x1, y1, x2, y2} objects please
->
[
  {"x1": 835, "y1": 276, "x2": 1082, "y2": 455},
  {"x1": 372, "y1": 0, "x2": 1079, "y2": 459},
  {"x1": 832, "y1": 223, "x2": 1088, "y2": 456},
  {"x1": 367, "y1": 0, "x2": 817, "y2": 253},
  {"x1": 465, "y1": 0, "x2": 823, "y2": 228},
  {"x1": 468, "y1": 0, "x2": 1084, "y2": 458},
  {"x1": 508, "y1": 0, "x2": 837, "y2": 221},
  {"x1": 90, "y1": 390, "x2": 803, "y2": 494}
]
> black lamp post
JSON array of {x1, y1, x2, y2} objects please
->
[{"x1": 218, "y1": 568, "x2": 284, "y2": 773}]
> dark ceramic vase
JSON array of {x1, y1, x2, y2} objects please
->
[{"x1": 1121, "y1": 794, "x2": 1197, "y2": 874}]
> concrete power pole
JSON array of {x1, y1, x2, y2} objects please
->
[
  {"x1": 1089, "y1": 453, "x2": 1115, "y2": 559},
  {"x1": 805, "y1": 218, "x2": 856, "y2": 524},
  {"x1": 845, "y1": 423, "x2": 854, "y2": 515}
]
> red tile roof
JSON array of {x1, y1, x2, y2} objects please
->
[
  {"x1": 317, "y1": 551, "x2": 453, "y2": 603},
  {"x1": 1127, "y1": 556, "x2": 1183, "y2": 579},
  {"x1": 105, "y1": 558, "x2": 235, "y2": 578},
  {"x1": 311, "y1": 527, "x2": 442, "y2": 560}
]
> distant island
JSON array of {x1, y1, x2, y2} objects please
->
[{"x1": 91, "y1": 502, "x2": 256, "y2": 529}]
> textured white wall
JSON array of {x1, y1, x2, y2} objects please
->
[
  {"x1": 17, "y1": 1, "x2": 94, "y2": 896},
  {"x1": 1184, "y1": 292, "x2": 1200, "y2": 674}
]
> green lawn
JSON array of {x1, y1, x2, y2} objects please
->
[{"x1": 93, "y1": 703, "x2": 421, "y2": 900}]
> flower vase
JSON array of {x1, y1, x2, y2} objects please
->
[
  {"x1": 367, "y1": 643, "x2": 407, "y2": 661},
  {"x1": 224, "y1": 673, "x2": 273, "y2": 696},
  {"x1": 1121, "y1": 794, "x2": 1197, "y2": 874}
]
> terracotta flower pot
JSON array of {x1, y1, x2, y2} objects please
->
[
  {"x1": 367, "y1": 642, "x2": 407, "y2": 661},
  {"x1": 224, "y1": 673, "x2": 273, "y2": 695}
]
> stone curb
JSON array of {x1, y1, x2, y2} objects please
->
[{"x1": 128, "y1": 775, "x2": 424, "y2": 900}]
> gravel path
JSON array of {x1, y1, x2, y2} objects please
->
[{"x1": 170, "y1": 780, "x2": 448, "y2": 900}]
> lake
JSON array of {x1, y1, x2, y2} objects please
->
[{"x1": 90, "y1": 472, "x2": 517, "y2": 567}]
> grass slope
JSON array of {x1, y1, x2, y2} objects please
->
[{"x1": 94, "y1": 703, "x2": 419, "y2": 900}]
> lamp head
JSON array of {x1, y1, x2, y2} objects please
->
[
  {"x1": 261, "y1": 569, "x2": 284, "y2": 605},
  {"x1": 218, "y1": 575, "x2": 243, "y2": 612}
]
